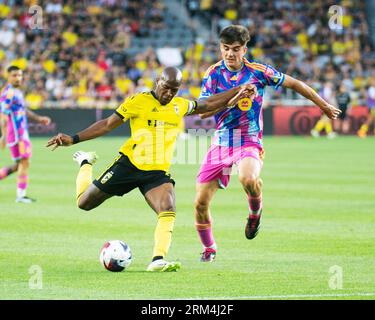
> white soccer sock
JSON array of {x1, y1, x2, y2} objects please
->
[
  {"x1": 17, "y1": 188, "x2": 26, "y2": 199},
  {"x1": 205, "y1": 243, "x2": 217, "y2": 251}
]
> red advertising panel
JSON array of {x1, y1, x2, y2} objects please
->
[{"x1": 273, "y1": 106, "x2": 369, "y2": 135}]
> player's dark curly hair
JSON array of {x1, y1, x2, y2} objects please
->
[
  {"x1": 7, "y1": 65, "x2": 21, "y2": 73},
  {"x1": 219, "y1": 25, "x2": 250, "y2": 46}
]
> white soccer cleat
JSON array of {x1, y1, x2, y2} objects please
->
[
  {"x1": 73, "y1": 151, "x2": 98, "y2": 166},
  {"x1": 146, "y1": 259, "x2": 181, "y2": 272},
  {"x1": 16, "y1": 196, "x2": 36, "y2": 204},
  {"x1": 327, "y1": 132, "x2": 337, "y2": 139},
  {"x1": 310, "y1": 129, "x2": 320, "y2": 138}
]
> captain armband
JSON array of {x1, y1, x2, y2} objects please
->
[{"x1": 187, "y1": 101, "x2": 198, "y2": 115}]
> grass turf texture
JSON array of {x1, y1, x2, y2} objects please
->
[{"x1": 0, "y1": 136, "x2": 374, "y2": 300}]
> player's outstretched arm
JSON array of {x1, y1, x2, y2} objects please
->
[
  {"x1": 26, "y1": 109, "x2": 51, "y2": 125},
  {"x1": 282, "y1": 75, "x2": 341, "y2": 119},
  {"x1": 46, "y1": 113, "x2": 123, "y2": 151},
  {"x1": 192, "y1": 84, "x2": 257, "y2": 117}
]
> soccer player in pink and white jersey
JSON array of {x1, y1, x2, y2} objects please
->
[
  {"x1": 194, "y1": 25, "x2": 341, "y2": 262},
  {"x1": 0, "y1": 66, "x2": 51, "y2": 203}
]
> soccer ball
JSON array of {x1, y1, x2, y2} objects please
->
[{"x1": 99, "y1": 240, "x2": 132, "y2": 272}]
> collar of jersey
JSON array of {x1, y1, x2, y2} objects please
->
[
  {"x1": 151, "y1": 90, "x2": 170, "y2": 107},
  {"x1": 222, "y1": 60, "x2": 244, "y2": 73},
  {"x1": 150, "y1": 90, "x2": 158, "y2": 101}
]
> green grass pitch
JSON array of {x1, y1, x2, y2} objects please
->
[{"x1": 0, "y1": 136, "x2": 374, "y2": 300}]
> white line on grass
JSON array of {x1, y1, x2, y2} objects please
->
[{"x1": 177, "y1": 292, "x2": 375, "y2": 300}]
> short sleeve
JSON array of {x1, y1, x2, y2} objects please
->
[
  {"x1": 199, "y1": 66, "x2": 218, "y2": 99},
  {"x1": 177, "y1": 97, "x2": 197, "y2": 116},
  {"x1": 115, "y1": 95, "x2": 138, "y2": 121},
  {"x1": 0, "y1": 89, "x2": 14, "y2": 114},
  {"x1": 254, "y1": 62, "x2": 285, "y2": 89}
]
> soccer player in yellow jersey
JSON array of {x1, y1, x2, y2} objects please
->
[{"x1": 46, "y1": 67, "x2": 256, "y2": 272}]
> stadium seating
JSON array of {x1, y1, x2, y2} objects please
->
[{"x1": 0, "y1": 0, "x2": 373, "y2": 108}]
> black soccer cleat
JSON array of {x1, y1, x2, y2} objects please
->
[{"x1": 245, "y1": 209, "x2": 262, "y2": 239}]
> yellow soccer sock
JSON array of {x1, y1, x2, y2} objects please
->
[
  {"x1": 152, "y1": 211, "x2": 176, "y2": 259},
  {"x1": 76, "y1": 164, "x2": 92, "y2": 204},
  {"x1": 360, "y1": 124, "x2": 369, "y2": 133},
  {"x1": 325, "y1": 121, "x2": 333, "y2": 134},
  {"x1": 314, "y1": 120, "x2": 325, "y2": 132}
]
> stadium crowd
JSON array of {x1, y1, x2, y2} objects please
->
[
  {"x1": 186, "y1": 0, "x2": 375, "y2": 105},
  {"x1": 0, "y1": 0, "x2": 374, "y2": 109}
]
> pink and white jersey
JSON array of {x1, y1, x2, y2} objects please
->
[
  {"x1": 200, "y1": 58, "x2": 285, "y2": 147},
  {"x1": 0, "y1": 84, "x2": 29, "y2": 146}
]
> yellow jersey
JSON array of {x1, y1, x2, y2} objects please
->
[{"x1": 115, "y1": 91, "x2": 196, "y2": 172}]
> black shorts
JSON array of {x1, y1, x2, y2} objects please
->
[
  {"x1": 93, "y1": 154, "x2": 175, "y2": 196},
  {"x1": 338, "y1": 106, "x2": 348, "y2": 120}
]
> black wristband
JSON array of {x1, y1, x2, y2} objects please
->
[{"x1": 72, "y1": 134, "x2": 80, "y2": 144}]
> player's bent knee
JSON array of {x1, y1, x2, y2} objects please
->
[
  {"x1": 194, "y1": 198, "x2": 210, "y2": 214},
  {"x1": 239, "y1": 173, "x2": 258, "y2": 188},
  {"x1": 240, "y1": 175, "x2": 263, "y2": 195},
  {"x1": 160, "y1": 193, "x2": 176, "y2": 213},
  {"x1": 159, "y1": 198, "x2": 176, "y2": 213}
]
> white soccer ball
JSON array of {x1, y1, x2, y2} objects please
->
[{"x1": 99, "y1": 240, "x2": 132, "y2": 272}]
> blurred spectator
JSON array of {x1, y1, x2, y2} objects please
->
[{"x1": 0, "y1": 0, "x2": 373, "y2": 109}]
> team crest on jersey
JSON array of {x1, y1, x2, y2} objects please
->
[
  {"x1": 100, "y1": 171, "x2": 114, "y2": 184},
  {"x1": 238, "y1": 98, "x2": 253, "y2": 111},
  {"x1": 173, "y1": 103, "x2": 179, "y2": 115}
]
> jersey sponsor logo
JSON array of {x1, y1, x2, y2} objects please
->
[
  {"x1": 238, "y1": 98, "x2": 253, "y2": 111},
  {"x1": 148, "y1": 119, "x2": 178, "y2": 127},
  {"x1": 100, "y1": 171, "x2": 114, "y2": 184}
]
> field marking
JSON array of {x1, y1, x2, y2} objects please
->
[{"x1": 177, "y1": 292, "x2": 375, "y2": 300}]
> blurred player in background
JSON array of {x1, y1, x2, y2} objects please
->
[
  {"x1": 0, "y1": 66, "x2": 51, "y2": 203},
  {"x1": 194, "y1": 25, "x2": 341, "y2": 262},
  {"x1": 334, "y1": 84, "x2": 351, "y2": 134},
  {"x1": 357, "y1": 78, "x2": 375, "y2": 138},
  {"x1": 310, "y1": 81, "x2": 338, "y2": 139},
  {"x1": 46, "y1": 67, "x2": 256, "y2": 272}
]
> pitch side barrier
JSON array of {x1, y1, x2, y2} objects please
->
[{"x1": 29, "y1": 106, "x2": 368, "y2": 137}]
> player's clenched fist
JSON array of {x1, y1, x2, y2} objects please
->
[
  {"x1": 46, "y1": 133, "x2": 73, "y2": 151},
  {"x1": 227, "y1": 84, "x2": 258, "y2": 106}
]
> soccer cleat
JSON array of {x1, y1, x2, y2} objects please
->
[
  {"x1": 327, "y1": 132, "x2": 337, "y2": 139},
  {"x1": 245, "y1": 209, "x2": 262, "y2": 240},
  {"x1": 200, "y1": 248, "x2": 216, "y2": 262},
  {"x1": 146, "y1": 259, "x2": 181, "y2": 272},
  {"x1": 357, "y1": 129, "x2": 367, "y2": 138},
  {"x1": 16, "y1": 196, "x2": 36, "y2": 204},
  {"x1": 73, "y1": 151, "x2": 98, "y2": 166},
  {"x1": 310, "y1": 129, "x2": 319, "y2": 138}
]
